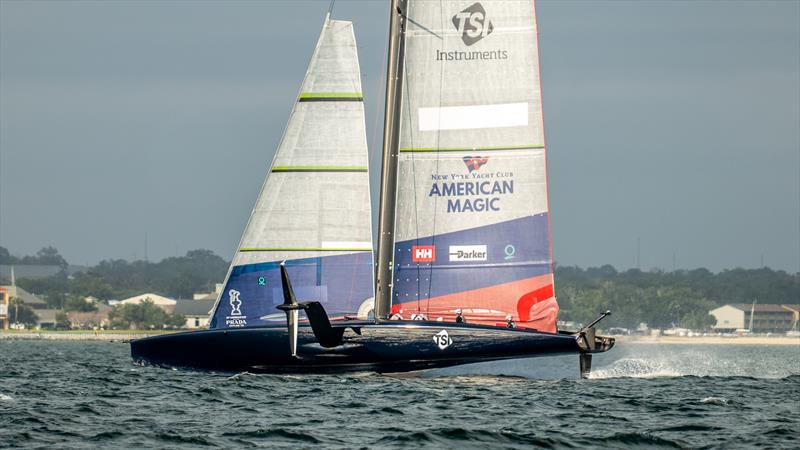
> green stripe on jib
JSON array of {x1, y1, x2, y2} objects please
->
[
  {"x1": 239, "y1": 248, "x2": 371, "y2": 252},
  {"x1": 298, "y1": 92, "x2": 363, "y2": 99},
  {"x1": 271, "y1": 166, "x2": 368, "y2": 172},
  {"x1": 399, "y1": 145, "x2": 544, "y2": 152}
]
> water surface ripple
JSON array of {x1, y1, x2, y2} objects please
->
[{"x1": 0, "y1": 341, "x2": 797, "y2": 449}]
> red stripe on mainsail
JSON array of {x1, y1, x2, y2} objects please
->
[
  {"x1": 391, "y1": 274, "x2": 558, "y2": 332},
  {"x1": 517, "y1": 283, "x2": 555, "y2": 322}
]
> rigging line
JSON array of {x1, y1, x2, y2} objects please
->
[
  {"x1": 400, "y1": 11, "x2": 442, "y2": 40},
  {"x1": 328, "y1": 0, "x2": 336, "y2": 16},
  {"x1": 426, "y1": 0, "x2": 447, "y2": 315}
]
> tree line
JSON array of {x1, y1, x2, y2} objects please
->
[
  {"x1": 2, "y1": 247, "x2": 227, "y2": 329},
  {"x1": 554, "y1": 264, "x2": 799, "y2": 330},
  {"x1": 2, "y1": 246, "x2": 798, "y2": 330}
]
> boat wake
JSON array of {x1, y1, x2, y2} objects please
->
[
  {"x1": 589, "y1": 345, "x2": 800, "y2": 379},
  {"x1": 588, "y1": 358, "x2": 683, "y2": 379}
]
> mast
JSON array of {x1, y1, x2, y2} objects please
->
[{"x1": 375, "y1": 0, "x2": 407, "y2": 320}]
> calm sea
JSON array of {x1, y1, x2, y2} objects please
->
[{"x1": 0, "y1": 340, "x2": 797, "y2": 449}]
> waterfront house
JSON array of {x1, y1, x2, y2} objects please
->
[{"x1": 710, "y1": 304, "x2": 800, "y2": 333}]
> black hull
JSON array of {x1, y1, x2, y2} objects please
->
[{"x1": 130, "y1": 321, "x2": 612, "y2": 373}]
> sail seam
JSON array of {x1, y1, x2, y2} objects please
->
[
  {"x1": 271, "y1": 166, "x2": 368, "y2": 172},
  {"x1": 298, "y1": 92, "x2": 363, "y2": 102}
]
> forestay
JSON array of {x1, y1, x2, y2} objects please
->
[
  {"x1": 210, "y1": 16, "x2": 373, "y2": 329},
  {"x1": 390, "y1": 0, "x2": 558, "y2": 331}
]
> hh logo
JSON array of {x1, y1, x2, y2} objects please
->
[
  {"x1": 452, "y1": 2, "x2": 494, "y2": 46},
  {"x1": 412, "y1": 245, "x2": 436, "y2": 262},
  {"x1": 463, "y1": 156, "x2": 489, "y2": 173}
]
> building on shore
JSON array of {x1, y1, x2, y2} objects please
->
[
  {"x1": 193, "y1": 283, "x2": 223, "y2": 300},
  {"x1": 113, "y1": 293, "x2": 214, "y2": 328},
  {"x1": 174, "y1": 299, "x2": 215, "y2": 329},
  {"x1": 115, "y1": 293, "x2": 177, "y2": 311},
  {"x1": 66, "y1": 304, "x2": 113, "y2": 330},
  {"x1": 0, "y1": 285, "x2": 59, "y2": 329},
  {"x1": 710, "y1": 304, "x2": 800, "y2": 333}
]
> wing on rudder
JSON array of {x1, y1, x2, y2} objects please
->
[
  {"x1": 210, "y1": 17, "x2": 374, "y2": 330},
  {"x1": 390, "y1": 0, "x2": 557, "y2": 332}
]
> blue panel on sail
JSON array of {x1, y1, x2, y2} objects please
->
[
  {"x1": 392, "y1": 215, "x2": 550, "y2": 303},
  {"x1": 210, "y1": 252, "x2": 373, "y2": 329}
]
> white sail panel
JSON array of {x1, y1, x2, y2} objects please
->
[
  {"x1": 391, "y1": 0, "x2": 557, "y2": 331},
  {"x1": 210, "y1": 17, "x2": 374, "y2": 329}
]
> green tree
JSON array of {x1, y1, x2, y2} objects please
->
[
  {"x1": 8, "y1": 298, "x2": 37, "y2": 326},
  {"x1": 55, "y1": 311, "x2": 71, "y2": 330},
  {"x1": 16, "y1": 273, "x2": 69, "y2": 309},
  {"x1": 108, "y1": 300, "x2": 185, "y2": 330},
  {"x1": 64, "y1": 295, "x2": 97, "y2": 312}
]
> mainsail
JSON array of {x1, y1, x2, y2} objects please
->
[
  {"x1": 210, "y1": 15, "x2": 373, "y2": 329},
  {"x1": 379, "y1": 0, "x2": 558, "y2": 331}
]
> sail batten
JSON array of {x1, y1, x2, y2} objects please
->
[{"x1": 210, "y1": 16, "x2": 374, "y2": 329}]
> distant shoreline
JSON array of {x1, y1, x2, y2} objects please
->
[
  {"x1": 617, "y1": 335, "x2": 800, "y2": 346},
  {"x1": 0, "y1": 330, "x2": 171, "y2": 341}
]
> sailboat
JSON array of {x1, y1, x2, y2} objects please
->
[{"x1": 130, "y1": 0, "x2": 614, "y2": 377}]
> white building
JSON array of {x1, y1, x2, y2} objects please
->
[
  {"x1": 710, "y1": 304, "x2": 800, "y2": 333},
  {"x1": 118, "y1": 293, "x2": 177, "y2": 310},
  {"x1": 173, "y1": 300, "x2": 215, "y2": 329}
]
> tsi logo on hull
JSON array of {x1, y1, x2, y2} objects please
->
[
  {"x1": 412, "y1": 245, "x2": 436, "y2": 263},
  {"x1": 433, "y1": 330, "x2": 453, "y2": 350},
  {"x1": 449, "y1": 245, "x2": 488, "y2": 262}
]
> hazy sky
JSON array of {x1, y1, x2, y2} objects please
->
[{"x1": 1, "y1": 0, "x2": 798, "y2": 272}]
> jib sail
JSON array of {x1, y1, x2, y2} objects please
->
[
  {"x1": 383, "y1": 0, "x2": 558, "y2": 331},
  {"x1": 210, "y1": 16, "x2": 373, "y2": 329}
]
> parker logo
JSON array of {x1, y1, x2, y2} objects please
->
[
  {"x1": 452, "y1": 2, "x2": 494, "y2": 46},
  {"x1": 463, "y1": 156, "x2": 489, "y2": 173},
  {"x1": 412, "y1": 245, "x2": 436, "y2": 262},
  {"x1": 449, "y1": 245, "x2": 488, "y2": 262}
]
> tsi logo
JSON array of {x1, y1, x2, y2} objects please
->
[
  {"x1": 433, "y1": 330, "x2": 453, "y2": 350},
  {"x1": 412, "y1": 245, "x2": 436, "y2": 262},
  {"x1": 449, "y1": 245, "x2": 488, "y2": 262},
  {"x1": 452, "y1": 2, "x2": 494, "y2": 46}
]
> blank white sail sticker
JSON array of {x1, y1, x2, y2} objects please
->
[
  {"x1": 321, "y1": 241, "x2": 372, "y2": 250},
  {"x1": 418, "y1": 103, "x2": 528, "y2": 131}
]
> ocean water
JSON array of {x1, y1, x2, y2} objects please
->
[{"x1": 0, "y1": 340, "x2": 798, "y2": 449}]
